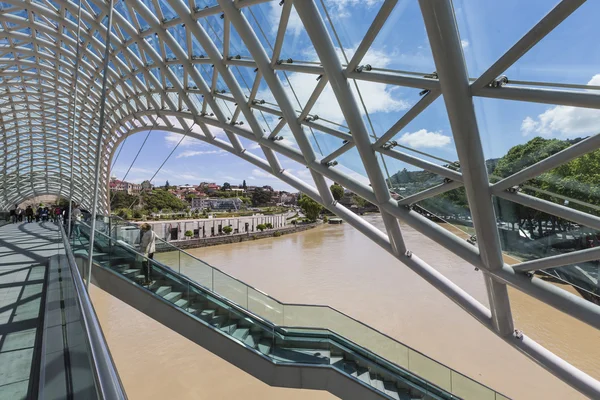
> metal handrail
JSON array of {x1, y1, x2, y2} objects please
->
[
  {"x1": 58, "y1": 222, "x2": 127, "y2": 400},
  {"x1": 105, "y1": 216, "x2": 508, "y2": 398}
]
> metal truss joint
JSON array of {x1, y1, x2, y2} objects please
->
[
  {"x1": 355, "y1": 64, "x2": 372, "y2": 73},
  {"x1": 488, "y1": 75, "x2": 509, "y2": 88}
]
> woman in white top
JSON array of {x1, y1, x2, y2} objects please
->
[{"x1": 140, "y1": 223, "x2": 156, "y2": 284}]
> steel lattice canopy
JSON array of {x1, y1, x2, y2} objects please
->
[{"x1": 0, "y1": 0, "x2": 599, "y2": 397}]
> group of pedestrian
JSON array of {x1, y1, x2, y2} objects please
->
[{"x1": 9, "y1": 203, "x2": 81, "y2": 225}]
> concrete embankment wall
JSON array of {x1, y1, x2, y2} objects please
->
[
  {"x1": 147, "y1": 214, "x2": 287, "y2": 242},
  {"x1": 156, "y1": 223, "x2": 318, "y2": 251}
]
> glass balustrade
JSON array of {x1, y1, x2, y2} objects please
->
[{"x1": 74, "y1": 217, "x2": 510, "y2": 400}]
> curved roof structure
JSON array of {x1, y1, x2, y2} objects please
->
[{"x1": 0, "y1": 0, "x2": 599, "y2": 396}]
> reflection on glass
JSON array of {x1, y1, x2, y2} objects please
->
[{"x1": 493, "y1": 197, "x2": 600, "y2": 302}]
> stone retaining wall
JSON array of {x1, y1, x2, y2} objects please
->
[{"x1": 156, "y1": 223, "x2": 318, "y2": 251}]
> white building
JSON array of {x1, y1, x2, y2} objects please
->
[{"x1": 191, "y1": 197, "x2": 243, "y2": 211}]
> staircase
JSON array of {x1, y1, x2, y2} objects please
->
[
  {"x1": 72, "y1": 221, "x2": 509, "y2": 400},
  {"x1": 101, "y1": 260, "x2": 428, "y2": 400}
]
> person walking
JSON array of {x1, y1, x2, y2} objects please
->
[
  {"x1": 140, "y1": 223, "x2": 157, "y2": 285},
  {"x1": 10, "y1": 205, "x2": 17, "y2": 224},
  {"x1": 17, "y1": 206, "x2": 23, "y2": 222},
  {"x1": 25, "y1": 205, "x2": 34, "y2": 223},
  {"x1": 70, "y1": 204, "x2": 82, "y2": 238},
  {"x1": 41, "y1": 207, "x2": 49, "y2": 222},
  {"x1": 35, "y1": 205, "x2": 42, "y2": 223},
  {"x1": 54, "y1": 206, "x2": 62, "y2": 223}
]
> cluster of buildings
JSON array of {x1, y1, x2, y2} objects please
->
[
  {"x1": 109, "y1": 178, "x2": 298, "y2": 211},
  {"x1": 109, "y1": 177, "x2": 153, "y2": 195}
]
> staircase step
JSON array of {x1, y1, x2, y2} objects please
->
[
  {"x1": 340, "y1": 361, "x2": 357, "y2": 376},
  {"x1": 163, "y1": 291, "x2": 182, "y2": 302},
  {"x1": 199, "y1": 309, "x2": 217, "y2": 321},
  {"x1": 155, "y1": 286, "x2": 172, "y2": 297},
  {"x1": 370, "y1": 375, "x2": 385, "y2": 392},
  {"x1": 174, "y1": 298, "x2": 189, "y2": 309},
  {"x1": 232, "y1": 327, "x2": 250, "y2": 341},
  {"x1": 122, "y1": 269, "x2": 140, "y2": 277},
  {"x1": 356, "y1": 368, "x2": 370, "y2": 385},
  {"x1": 383, "y1": 381, "x2": 400, "y2": 400},
  {"x1": 209, "y1": 315, "x2": 227, "y2": 328},
  {"x1": 244, "y1": 333, "x2": 261, "y2": 348},
  {"x1": 330, "y1": 356, "x2": 344, "y2": 366},
  {"x1": 219, "y1": 320, "x2": 238, "y2": 334},
  {"x1": 258, "y1": 339, "x2": 272, "y2": 355}
]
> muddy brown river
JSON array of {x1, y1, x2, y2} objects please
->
[{"x1": 92, "y1": 215, "x2": 600, "y2": 399}]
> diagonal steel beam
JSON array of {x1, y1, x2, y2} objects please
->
[
  {"x1": 419, "y1": 0, "x2": 514, "y2": 336},
  {"x1": 472, "y1": 0, "x2": 586, "y2": 89},
  {"x1": 294, "y1": 0, "x2": 407, "y2": 257}
]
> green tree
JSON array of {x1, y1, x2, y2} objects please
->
[
  {"x1": 223, "y1": 225, "x2": 233, "y2": 234},
  {"x1": 265, "y1": 222, "x2": 273, "y2": 229},
  {"x1": 222, "y1": 182, "x2": 231, "y2": 190},
  {"x1": 298, "y1": 194, "x2": 323, "y2": 222},
  {"x1": 256, "y1": 224, "x2": 266, "y2": 232},
  {"x1": 142, "y1": 190, "x2": 187, "y2": 212},
  {"x1": 252, "y1": 187, "x2": 271, "y2": 206},
  {"x1": 184, "y1": 230, "x2": 193, "y2": 238},
  {"x1": 330, "y1": 183, "x2": 344, "y2": 201},
  {"x1": 164, "y1": 180, "x2": 171, "y2": 190},
  {"x1": 110, "y1": 191, "x2": 137, "y2": 210},
  {"x1": 351, "y1": 194, "x2": 368, "y2": 208},
  {"x1": 242, "y1": 180, "x2": 247, "y2": 190},
  {"x1": 492, "y1": 137, "x2": 570, "y2": 180}
]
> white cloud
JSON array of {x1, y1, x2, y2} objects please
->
[
  {"x1": 257, "y1": 47, "x2": 409, "y2": 126},
  {"x1": 461, "y1": 40, "x2": 469, "y2": 49},
  {"x1": 251, "y1": 168, "x2": 276, "y2": 179},
  {"x1": 268, "y1": 3, "x2": 303, "y2": 37},
  {"x1": 397, "y1": 129, "x2": 452, "y2": 148},
  {"x1": 521, "y1": 74, "x2": 600, "y2": 137},
  {"x1": 323, "y1": 0, "x2": 383, "y2": 18},
  {"x1": 176, "y1": 150, "x2": 225, "y2": 159}
]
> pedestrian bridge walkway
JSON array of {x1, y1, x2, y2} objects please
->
[
  {"x1": 0, "y1": 222, "x2": 60, "y2": 399},
  {"x1": 0, "y1": 221, "x2": 124, "y2": 400}
]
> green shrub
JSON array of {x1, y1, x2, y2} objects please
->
[
  {"x1": 322, "y1": 216, "x2": 328, "y2": 223},
  {"x1": 184, "y1": 230, "x2": 193, "y2": 238},
  {"x1": 256, "y1": 224, "x2": 266, "y2": 232},
  {"x1": 133, "y1": 210, "x2": 142, "y2": 219},
  {"x1": 223, "y1": 226, "x2": 233, "y2": 234},
  {"x1": 273, "y1": 231, "x2": 282, "y2": 237},
  {"x1": 265, "y1": 223, "x2": 273, "y2": 229}
]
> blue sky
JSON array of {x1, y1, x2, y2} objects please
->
[{"x1": 110, "y1": 0, "x2": 600, "y2": 191}]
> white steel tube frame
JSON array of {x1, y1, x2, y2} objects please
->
[{"x1": 0, "y1": 0, "x2": 598, "y2": 397}]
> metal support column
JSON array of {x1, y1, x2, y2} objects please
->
[
  {"x1": 67, "y1": 0, "x2": 84, "y2": 238},
  {"x1": 293, "y1": 0, "x2": 406, "y2": 256},
  {"x1": 418, "y1": 0, "x2": 514, "y2": 335},
  {"x1": 86, "y1": 0, "x2": 115, "y2": 290}
]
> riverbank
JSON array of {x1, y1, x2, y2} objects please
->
[{"x1": 157, "y1": 222, "x2": 319, "y2": 251}]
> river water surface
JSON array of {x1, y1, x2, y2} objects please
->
[{"x1": 93, "y1": 215, "x2": 600, "y2": 399}]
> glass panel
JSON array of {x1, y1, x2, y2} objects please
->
[
  {"x1": 451, "y1": 371, "x2": 495, "y2": 400},
  {"x1": 408, "y1": 348, "x2": 452, "y2": 392},
  {"x1": 247, "y1": 287, "x2": 284, "y2": 325},
  {"x1": 179, "y1": 251, "x2": 213, "y2": 291},
  {"x1": 213, "y1": 269, "x2": 248, "y2": 308},
  {"x1": 493, "y1": 196, "x2": 600, "y2": 301},
  {"x1": 369, "y1": 1, "x2": 435, "y2": 73},
  {"x1": 454, "y1": 0, "x2": 556, "y2": 78}
]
